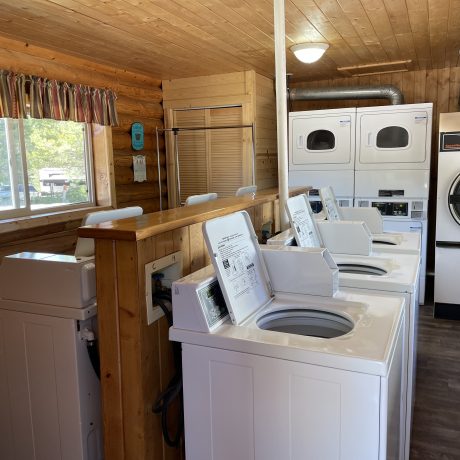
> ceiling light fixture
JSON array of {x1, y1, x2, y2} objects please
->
[{"x1": 291, "y1": 43, "x2": 329, "y2": 64}]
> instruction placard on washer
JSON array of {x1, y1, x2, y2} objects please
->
[
  {"x1": 286, "y1": 195, "x2": 322, "y2": 248},
  {"x1": 204, "y1": 211, "x2": 272, "y2": 325}
]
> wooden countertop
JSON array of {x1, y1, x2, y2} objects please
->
[{"x1": 78, "y1": 186, "x2": 309, "y2": 242}]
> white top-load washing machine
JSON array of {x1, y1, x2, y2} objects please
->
[
  {"x1": 170, "y1": 211, "x2": 405, "y2": 460},
  {"x1": 269, "y1": 194, "x2": 419, "y2": 460},
  {"x1": 320, "y1": 186, "x2": 421, "y2": 251},
  {"x1": 434, "y1": 112, "x2": 460, "y2": 319},
  {"x1": 288, "y1": 108, "x2": 356, "y2": 211},
  {"x1": 0, "y1": 252, "x2": 103, "y2": 460},
  {"x1": 320, "y1": 185, "x2": 426, "y2": 304},
  {"x1": 268, "y1": 194, "x2": 420, "y2": 257},
  {"x1": 353, "y1": 103, "x2": 432, "y2": 305}
]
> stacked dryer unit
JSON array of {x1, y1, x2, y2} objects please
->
[
  {"x1": 288, "y1": 103, "x2": 433, "y2": 304},
  {"x1": 354, "y1": 103, "x2": 433, "y2": 305},
  {"x1": 434, "y1": 112, "x2": 460, "y2": 318}
]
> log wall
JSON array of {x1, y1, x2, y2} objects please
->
[{"x1": 0, "y1": 35, "x2": 164, "y2": 258}]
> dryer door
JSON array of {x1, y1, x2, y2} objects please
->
[
  {"x1": 357, "y1": 109, "x2": 430, "y2": 169},
  {"x1": 448, "y1": 173, "x2": 460, "y2": 226},
  {"x1": 290, "y1": 113, "x2": 355, "y2": 170}
]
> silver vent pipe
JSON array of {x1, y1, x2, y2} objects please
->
[{"x1": 290, "y1": 85, "x2": 404, "y2": 105}]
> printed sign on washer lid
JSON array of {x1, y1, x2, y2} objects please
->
[
  {"x1": 203, "y1": 211, "x2": 273, "y2": 326},
  {"x1": 285, "y1": 194, "x2": 323, "y2": 248}
]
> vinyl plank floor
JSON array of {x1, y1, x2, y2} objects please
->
[{"x1": 410, "y1": 304, "x2": 460, "y2": 460}]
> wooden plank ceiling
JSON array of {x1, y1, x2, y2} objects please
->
[{"x1": 0, "y1": 0, "x2": 458, "y2": 82}]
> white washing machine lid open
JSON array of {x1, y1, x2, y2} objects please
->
[
  {"x1": 285, "y1": 194, "x2": 420, "y2": 290},
  {"x1": 203, "y1": 211, "x2": 274, "y2": 325}
]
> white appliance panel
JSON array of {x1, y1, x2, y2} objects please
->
[
  {"x1": 434, "y1": 246, "x2": 460, "y2": 304},
  {"x1": 182, "y1": 343, "x2": 391, "y2": 460},
  {"x1": 354, "y1": 170, "x2": 430, "y2": 199},
  {"x1": 340, "y1": 289, "x2": 414, "y2": 460},
  {"x1": 288, "y1": 170, "x2": 354, "y2": 198},
  {"x1": 290, "y1": 109, "x2": 356, "y2": 170},
  {"x1": 356, "y1": 104, "x2": 432, "y2": 170},
  {"x1": 434, "y1": 113, "x2": 460, "y2": 317},
  {"x1": 383, "y1": 219, "x2": 427, "y2": 305},
  {"x1": 0, "y1": 307, "x2": 102, "y2": 460},
  {"x1": 435, "y1": 151, "x2": 460, "y2": 241}
]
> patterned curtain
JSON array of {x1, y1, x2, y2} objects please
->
[
  {"x1": 0, "y1": 71, "x2": 27, "y2": 118},
  {"x1": 0, "y1": 69, "x2": 118, "y2": 126}
]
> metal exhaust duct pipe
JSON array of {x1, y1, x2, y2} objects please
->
[{"x1": 290, "y1": 85, "x2": 404, "y2": 105}]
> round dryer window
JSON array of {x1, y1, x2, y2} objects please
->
[{"x1": 448, "y1": 173, "x2": 460, "y2": 225}]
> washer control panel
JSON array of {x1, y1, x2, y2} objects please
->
[
  {"x1": 197, "y1": 279, "x2": 228, "y2": 329},
  {"x1": 172, "y1": 265, "x2": 229, "y2": 333}
]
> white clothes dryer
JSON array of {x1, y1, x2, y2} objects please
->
[
  {"x1": 288, "y1": 108, "x2": 356, "y2": 208},
  {"x1": 170, "y1": 211, "x2": 405, "y2": 460},
  {"x1": 435, "y1": 112, "x2": 460, "y2": 319},
  {"x1": 356, "y1": 103, "x2": 432, "y2": 168}
]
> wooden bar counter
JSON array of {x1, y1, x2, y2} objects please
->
[{"x1": 78, "y1": 186, "x2": 307, "y2": 460}]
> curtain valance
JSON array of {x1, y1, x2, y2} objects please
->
[{"x1": 0, "y1": 70, "x2": 119, "y2": 126}]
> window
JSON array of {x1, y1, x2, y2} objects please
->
[
  {"x1": 376, "y1": 126, "x2": 409, "y2": 149},
  {"x1": 307, "y1": 130, "x2": 335, "y2": 150},
  {"x1": 0, "y1": 118, "x2": 94, "y2": 218}
]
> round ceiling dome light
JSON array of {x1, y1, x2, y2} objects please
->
[{"x1": 291, "y1": 43, "x2": 329, "y2": 63}]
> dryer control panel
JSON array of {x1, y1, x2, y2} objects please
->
[{"x1": 372, "y1": 202, "x2": 409, "y2": 217}]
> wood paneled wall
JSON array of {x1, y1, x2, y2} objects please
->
[
  {"x1": 290, "y1": 67, "x2": 460, "y2": 276},
  {"x1": 0, "y1": 35, "x2": 164, "y2": 258},
  {"x1": 255, "y1": 73, "x2": 278, "y2": 190}
]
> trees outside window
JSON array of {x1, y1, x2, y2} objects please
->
[{"x1": 0, "y1": 118, "x2": 94, "y2": 217}]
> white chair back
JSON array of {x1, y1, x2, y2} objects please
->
[
  {"x1": 184, "y1": 193, "x2": 218, "y2": 206},
  {"x1": 75, "y1": 206, "x2": 143, "y2": 258},
  {"x1": 235, "y1": 185, "x2": 257, "y2": 197}
]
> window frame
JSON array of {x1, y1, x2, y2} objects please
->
[{"x1": 0, "y1": 118, "x2": 96, "y2": 220}]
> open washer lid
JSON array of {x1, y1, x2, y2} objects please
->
[
  {"x1": 203, "y1": 211, "x2": 274, "y2": 325},
  {"x1": 285, "y1": 194, "x2": 323, "y2": 248}
]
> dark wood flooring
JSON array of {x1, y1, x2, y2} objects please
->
[{"x1": 410, "y1": 304, "x2": 460, "y2": 459}]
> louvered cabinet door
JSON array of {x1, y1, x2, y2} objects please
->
[
  {"x1": 174, "y1": 109, "x2": 208, "y2": 204},
  {"x1": 208, "y1": 106, "x2": 244, "y2": 197},
  {"x1": 173, "y1": 106, "x2": 246, "y2": 202}
]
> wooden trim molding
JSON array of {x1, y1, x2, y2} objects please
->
[{"x1": 78, "y1": 187, "x2": 309, "y2": 242}]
